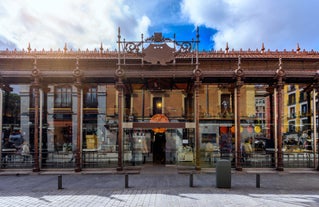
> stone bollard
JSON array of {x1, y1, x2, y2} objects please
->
[
  {"x1": 58, "y1": 175, "x2": 63, "y2": 190},
  {"x1": 125, "y1": 174, "x2": 129, "y2": 188},
  {"x1": 256, "y1": 174, "x2": 260, "y2": 188},
  {"x1": 189, "y1": 173, "x2": 194, "y2": 187}
]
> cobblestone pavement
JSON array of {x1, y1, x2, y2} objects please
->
[{"x1": 0, "y1": 165, "x2": 319, "y2": 207}]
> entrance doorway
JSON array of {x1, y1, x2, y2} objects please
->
[
  {"x1": 152, "y1": 133, "x2": 166, "y2": 164},
  {"x1": 123, "y1": 122, "x2": 188, "y2": 166}
]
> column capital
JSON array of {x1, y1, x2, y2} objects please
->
[
  {"x1": 234, "y1": 56, "x2": 244, "y2": 88},
  {"x1": 73, "y1": 58, "x2": 83, "y2": 89},
  {"x1": 313, "y1": 83, "x2": 319, "y2": 91},
  {"x1": 266, "y1": 86, "x2": 275, "y2": 94},
  {"x1": 194, "y1": 79, "x2": 202, "y2": 88},
  {"x1": 31, "y1": 77, "x2": 41, "y2": 89},
  {"x1": 235, "y1": 78, "x2": 244, "y2": 88},
  {"x1": 193, "y1": 68, "x2": 202, "y2": 79},
  {"x1": 275, "y1": 77, "x2": 284, "y2": 90},
  {"x1": 0, "y1": 78, "x2": 12, "y2": 92},
  {"x1": 74, "y1": 79, "x2": 83, "y2": 89},
  {"x1": 115, "y1": 79, "x2": 125, "y2": 91},
  {"x1": 115, "y1": 68, "x2": 125, "y2": 78},
  {"x1": 275, "y1": 57, "x2": 286, "y2": 85},
  {"x1": 312, "y1": 73, "x2": 319, "y2": 90},
  {"x1": 31, "y1": 57, "x2": 41, "y2": 78},
  {"x1": 30, "y1": 58, "x2": 42, "y2": 89},
  {"x1": 40, "y1": 84, "x2": 50, "y2": 93}
]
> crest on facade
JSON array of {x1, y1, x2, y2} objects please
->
[
  {"x1": 117, "y1": 28, "x2": 199, "y2": 66},
  {"x1": 143, "y1": 43, "x2": 175, "y2": 64}
]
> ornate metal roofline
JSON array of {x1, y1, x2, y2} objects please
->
[
  {"x1": 2, "y1": 43, "x2": 319, "y2": 60},
  {"x1": 116, "y1": 27, "x2": 200, "y2": 66},
  {"x1": 2, "y1": 50, "x2": 319, "y2": 60}
]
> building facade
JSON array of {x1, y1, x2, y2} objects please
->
[{"x1": 1, "y1": 29, "x2": 319, "y2": 172}]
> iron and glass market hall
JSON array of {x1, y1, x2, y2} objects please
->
[{"x1": 1, "y1": 28, "x2": 319, "y2": 172}]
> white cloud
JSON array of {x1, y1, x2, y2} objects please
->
[
  {"x1": 134, "y1": 16, "x2": 151, "y2": 38},
  {"x1": 3, "y1": 0, "x2": 317, "y2": 52},
  {"x1": 0, "y1": 0, "x2": 151, "y2": 50},
  {"x1": 181, "y1": 0, "x2": 319, "y2": 51}
]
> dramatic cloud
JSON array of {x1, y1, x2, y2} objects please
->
[
  {"x1": 181, "y1": 0, "x2": 319, "y2": 51},
  {"x1": 0, "y1": 0, "x2": 151, "y2": 50},
  {"x1": 1, "y1": 0, "x2": 318, "y2": 51}
]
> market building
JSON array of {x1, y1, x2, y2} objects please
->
[{"x1": 0, "y1": 28, "x2": 318, "y2": 172}]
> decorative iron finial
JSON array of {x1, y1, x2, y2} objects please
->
[
  {"x1": 118, "y1": 27, "x2": 121, "y2": 40},
  {"x1": 196, "y1": 26, "x2": 200, "y2": 67},
  {"x1": 279, "y1": 57, "x2": 282, "y2": 70},
  {"x1": 296, "y1": 43, "x2": 300, "y2": 53},
  {"x1": 196, "y1": 26, "x2": 199, "y2": 40},
  {"x1": 261, "y1": 42, "x2": 265, "y2": 53},
  {"x1": 27, "y1": 43, "x2": 31, "y2": 53},
  {"x1": 238, "y1": 55, "x2": 241, "y2": 69},
  {"x1": 117, "y1": 27, "x2": 121, "y2": 70},
  {"x1": 225, "y1": 42, "x2": 229, "y2": 53},
  {"x1": 141, "y1": 33, "x2": 144, "y2": 55},
  {"x1": 100, "y1": 42, "x2": 103, "y2": 53},
  {"x1": 154, "y1": 33, "x2": 163, "y2": 42},
  {"x1": 64, "y1": 43, "x2": 68, "y2": 53}
]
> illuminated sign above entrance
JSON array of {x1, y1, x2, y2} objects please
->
[{"x1": 150, "y1": 114, "x2": 169, "y2": 133}]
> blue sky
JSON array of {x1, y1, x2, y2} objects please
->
[
  {"x1": 1, "y1": 0, "x2": 319, "y2": 52},
  {"x1": 149, "y1": 24, "x2": 216, "y2": 51}
]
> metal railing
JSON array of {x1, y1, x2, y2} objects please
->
[
  {"x1": 1, "y1": 150, "x2": 33, "y2": 169},
  {"x1": 197, "y1": 150, "x2": 275, "y2": 168},
  {"x1": 283, "y1": 152, "x2": 315, "y2": 168},
  {"x1": 1, "y1": 149, "x2": 317, "y2": 169},
  {"x1": 41, "y1": 151, "x2": 75, "y2": 169}
]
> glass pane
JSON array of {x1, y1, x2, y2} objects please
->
[{"x1": 1, "y1": 85, "x2": 32, "y2": 169}]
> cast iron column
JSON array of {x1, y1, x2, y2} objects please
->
[
  {"x1": 0, "y1": 84, "x2": 2, "y2": 165},
  {"x1": 234, "y1": 56, "x2": 244, "y2": 171},
  {"x1": 32, "y1": 58, "x2": 40, "y2": 172},
  {"x1": 275, "y1": 58, "x2": 285, "y2": 171},
  {"x1": 74, "y1": 84, "x2": 82, "y2": 172},
  {"x1": 193, "y1": 27, "x2": 201, "y2": 171},
  {"x1": 307, "y1": 91, "x2": 312, "y2": 129},
  {"x1": 266, "y1": 86, "x2": 276, "y2": 167},
  {"x1": 194, "y1": 78, "x2": 201, "y2": 170},
  {"x1": 313, "y1": 87, "x2": 318, "y2": 170},
  {"x1": 313, "y1": 74, "x2": 319, "y2": 170},
  {"x1": 74, "y1": 59, "x2": 83, "y2": 172},
  {"x1": 116, "y1": 79, "x2": 124, "y2": 171},
  {"x1": 116, "y1": 27, "x2": 125, "y2": 171}
]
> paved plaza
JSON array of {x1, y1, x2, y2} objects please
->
[{"x1": 0, "y1": 165, "x2": 319, "y2": 207}]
